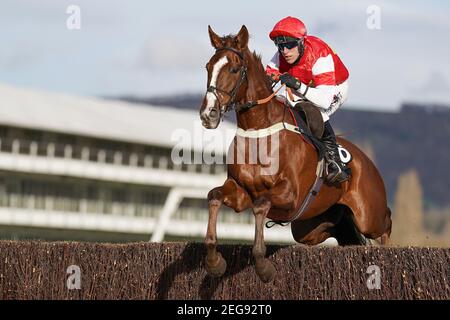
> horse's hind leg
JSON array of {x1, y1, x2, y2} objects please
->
[
  {"x1": 252, "y1": 197, "x2": 276, "y2": 283},
  {"x1": 204, "y1": 187, "x2": 227, "y2": 277},
  {"x1": 291, "y1": 207, "x2": 343, "y2": 245}
]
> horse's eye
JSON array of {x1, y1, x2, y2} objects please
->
[{"x1": 229, "y1": 67, "x2": 239, "y2": 74}]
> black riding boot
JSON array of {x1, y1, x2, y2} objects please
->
[{"x1": 321, "y1": 121, "x2": 350, "y2": 184}]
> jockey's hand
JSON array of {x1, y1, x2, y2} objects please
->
[
  {"x1": 280, "y1": 73, "x2": 301, "y2": 90},
  {"x1": 266, "y1": 74, "x2": 276, "y2": 86}
]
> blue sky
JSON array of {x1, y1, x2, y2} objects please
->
[{"x1": 1, "y1": 0, "x2": 450, "y2": 111}]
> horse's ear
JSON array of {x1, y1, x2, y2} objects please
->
[
  {"x1": 208, "y1": 25, "x2": 222, "y2": 49},
  {"x1": 236, "y1": 25, "x2": 249, "y2": 50}
]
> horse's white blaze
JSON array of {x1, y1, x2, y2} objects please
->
[{"x1": 203, "y1": 56, "x2": 228, "y2": 118}]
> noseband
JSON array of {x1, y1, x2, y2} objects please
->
[{"x1": 206, "y1": 47, "x2": 248, "y2": 116}]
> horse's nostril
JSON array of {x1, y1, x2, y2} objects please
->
[{"x1": 209, "y1": 109, "x2": 218, "y2": 118}]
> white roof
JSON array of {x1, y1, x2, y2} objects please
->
[{"x1": 0, "y1": 84, "x2": 236, "y2": 154}]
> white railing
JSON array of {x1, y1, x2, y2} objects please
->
[
  {"x1": 0, "y1": 138, "x2": 297, "y2": 242},
  {"x1": 0, "y1": 137, "x2": 227, "y2": 175},
  {"x1": 0, "y1": 149, "x2": 226, "y2": 190},
  {"x1": 0, "y1": 191, "x2": 294, "y2": 242},
  {"x1": 0, "y1": 193, "x2": 249, "y2": 224},
  {"x1": 0, "y1": 206, "x2": 294, "y2": 242}
]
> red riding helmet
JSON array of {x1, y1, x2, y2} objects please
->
[{"x1": 269, "y1": 16, "x2": 307, "y2": 40}]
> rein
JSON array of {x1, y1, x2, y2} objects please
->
[
  {"x1": 231, "y1": 76, "x2": 296, "y2": 113},
  {"x1": 207, "y1": 47, "x2": 295, "y2": 115}
]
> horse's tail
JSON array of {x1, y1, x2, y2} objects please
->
[
  {"x1": 386, "y1": 207, "x2": 392, "y2": 218},
  {"x1": 381, "y1": 207, "x2": 392, "y2": 245}
]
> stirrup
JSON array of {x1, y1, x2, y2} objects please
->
[
  {"x1": 329, "y1": 171, "x2": 350, "y2": 184},
  {"x1": 326, "y1": 160, "x2": 350, "y2": 184}
]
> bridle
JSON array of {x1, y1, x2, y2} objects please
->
[
  {"x1": 206, "y1": 47, "x2": 248, "y2": 117},
  {"x1": 205, "y1": 47, "x2": 293, "y2": 119}
]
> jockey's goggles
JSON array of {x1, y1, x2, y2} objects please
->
[
  {"x1": 274, "y1": 36, "x2": 301, "y2": 51},
  {"x1": 277, "y1": 41, "x2": 299, "y2": 51}
]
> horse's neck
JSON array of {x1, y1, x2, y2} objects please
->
[{"x1": 236, "y1": 52, "x2": 287, "y2": 130}]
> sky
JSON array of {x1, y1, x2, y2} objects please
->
[{"x1": 1, "y1": 0, "x2": 450, "y2": 111}]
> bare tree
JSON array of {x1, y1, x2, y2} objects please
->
[{"x1": 391, "y1": 170, "x2": 425, "y2": 246}]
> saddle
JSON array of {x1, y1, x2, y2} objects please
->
[
  {"x1": 289, "y1": 101, "x2": 352, "y2": 165},
  {"x1": 293, "y1": 101, "x2": 324, "y2": 139},
  {"x1": 289, "y1": 101, "x2": 326, "y2": 161}
]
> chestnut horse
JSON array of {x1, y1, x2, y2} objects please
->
[{"x1": 199, "y1": 25, "x2": 392, "y2": 283}]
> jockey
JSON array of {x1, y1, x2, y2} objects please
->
[{"x1": 265, "y1": 16, "x2": 351, "y2": 184}]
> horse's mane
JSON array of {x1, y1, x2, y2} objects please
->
[
  {"x1": 248, "y1": 50, "x2": 273, "y2": 92},
  {"x1": 220, "y1": 34, "x2": 273, "y2": 92}
]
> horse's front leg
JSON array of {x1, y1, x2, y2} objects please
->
[
  {"x1": 204, "y1": 179, "x2": 253, "y2": 277},
  {"x1": 204, "y1": 187, "x2": 227, "y2": 277},
  {"x1": 252, "y1": 197, "x2": 276, "y2": 283}
]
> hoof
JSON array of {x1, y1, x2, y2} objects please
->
[
  {"x1": 205, "y1": 253, "x2": 227, "y2": 277},
  {"x1": 255, "y1": 259, "x2": 276, "y2": 283}
]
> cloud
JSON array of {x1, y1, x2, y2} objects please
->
[
  {"x1": 0, "y1": 43, "x2": 43, "y2": 71},
  {"x1": 1, "y1": 0, "x2": 450, "y2": 110},
  {"x1": 406, "y1": 71, "x2": 450, "y2": 104},
  {"x1": 416, "y1": 72, "x2": 450, "y2": 93},
  {"x1": 136, "y1": 37, "x2": 210, "y2": 72}
]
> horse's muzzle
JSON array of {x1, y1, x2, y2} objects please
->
[{"x1": 200, "y1": 108, "x2": 221, "y2": 129}]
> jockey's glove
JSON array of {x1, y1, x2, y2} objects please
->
[
  {"x1": 267, "y1": 74, "x2": 277, "y2": 86},
  {"x1": 280, "y1": 73, "x2": 301, "y2": 90}
]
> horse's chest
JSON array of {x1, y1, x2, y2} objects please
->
[{"x1": 235, "y1": 167, "x2": 274, "y2": 194}]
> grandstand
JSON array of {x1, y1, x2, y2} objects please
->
[{"x1": 0, "y1": 84, "x2": 293, "y2": 243}]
